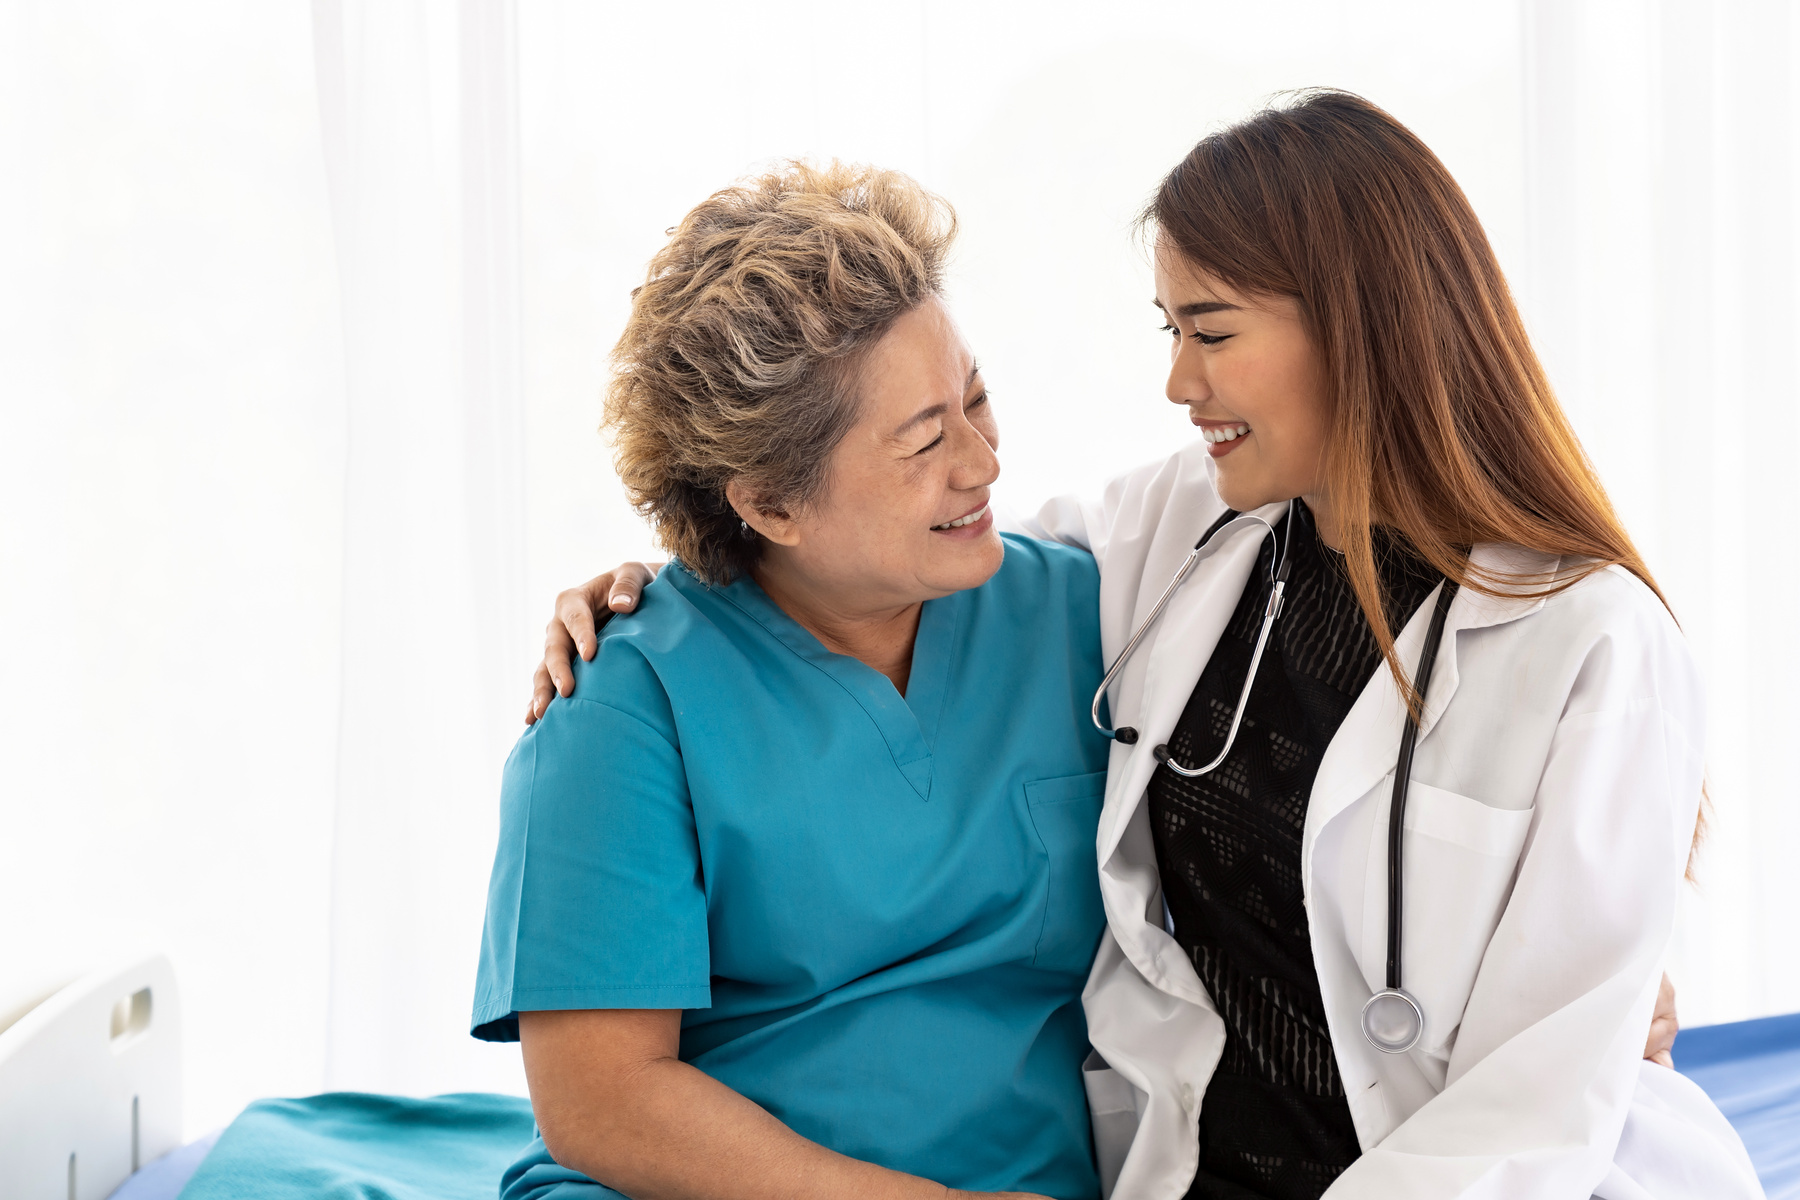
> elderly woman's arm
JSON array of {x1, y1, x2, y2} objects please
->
[{"x1": 521, "y1": 1009, "x2": 1043, "y2": 1200}]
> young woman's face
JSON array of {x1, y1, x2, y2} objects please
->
[
  {"x1": 746, "y1": 296, "x2": 1004, "y2": 613},
  {"x1": 1153, "y1": 243, "x2": 1332, "y2": 516}
]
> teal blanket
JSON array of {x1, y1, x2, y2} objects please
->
[{"x1": 177, "y1": 1092, "x2": 536, "y2": 1200}]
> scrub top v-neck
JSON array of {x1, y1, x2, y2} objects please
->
[{"x1": 473, "y1": 534, "x2": 1111, "y2": 1200}]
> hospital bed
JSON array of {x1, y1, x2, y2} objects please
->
[
  {"x1": 3, "y1": 954, "x2": 1796, "y2": 1200},
  {"x1": 0, "y1": 956, "x2": 182, "y2": 1200}
]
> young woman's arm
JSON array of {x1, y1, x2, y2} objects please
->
[{"x1": 521, "y1": 1009, "x2": 1043, "y2": 1200}]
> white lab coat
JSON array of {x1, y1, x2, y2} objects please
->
[{"x1": 1022, "y1": 440, "x2": 1763, "y2": 1200}]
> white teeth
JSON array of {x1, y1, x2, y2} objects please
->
[
  {"x1": 1202, "y1": 424, "x2": 1250, "y2": 444},
  {"x1": 932, "y1": 503, "x2": 989, "y2": 531}
]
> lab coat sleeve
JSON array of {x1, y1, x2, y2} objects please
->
[
  {"x1": 1327, "y1": 595, "x2": 1711, "y2": 1198},
  {"x1": 1015, "y1": 488, "x2": 1112, "y2": 561}
]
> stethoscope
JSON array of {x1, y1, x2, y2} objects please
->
[{"x1": 1089, "y1": 503, "x2": 1460, "y2": 1055}]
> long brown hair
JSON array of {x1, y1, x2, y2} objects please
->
[{"x1": 1148, "y1": 90, "x2": 1705, "y2": 860}]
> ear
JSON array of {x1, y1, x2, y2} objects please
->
[{"x1": 725, "y1": 478, "x2": 800, "y2": 548}]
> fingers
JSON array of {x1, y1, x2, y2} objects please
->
[
  {"x1": 545, "y1": 613, "x2": 578, "y2": 698},
  {"x1": 559, "y1": 582, "x2": 603, "y2": 664},
  {"x1": 1643, "y1": 972, "x2": 1679, "y2": 1065},
  {"x1": 1645, "y1": 1014, "x2": 1678, "y2": 1065},
  {"x1": 605, "y1": 562, "x2": 655, "y2": 617},
  {"x1": 528, "y1": 565, "x2": 662, "y2": 722},
  {"x1": 537, "y1": 564, "x2": 663, "y2": 710},
  {"x1": 525, "y1": 663, "x2": 556, "y2": 725},
  {"x1": 560, "y1": 564, "x2": 658, "y2": 659}
]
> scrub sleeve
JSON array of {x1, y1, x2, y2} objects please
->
[{"x1": 472, "y1": 646, "x2": 711, "y2": 1041}]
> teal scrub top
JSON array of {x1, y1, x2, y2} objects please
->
[{"x1": 472, "y1": 534, "x2": 1110, "y2": 1200}]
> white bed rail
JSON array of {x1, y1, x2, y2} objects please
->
[{"x1": 0, "y1": 955, "x2": 183, "y2": 1200}]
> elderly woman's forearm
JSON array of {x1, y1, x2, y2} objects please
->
[{"x1": 537, "y1": 1054, "x2": 952, "y2": 1200}]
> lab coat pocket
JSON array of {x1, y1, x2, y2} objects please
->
[
  {"x1": 1368, "y1": 781, "x2": 1534, "y2": 1056},
  {"x1": 1082, "y1": 1049, "x2": 1142, "y2": 1200},
  {"x1": 1025, "y1": 772, "x2": 1108, "y2": 971}
]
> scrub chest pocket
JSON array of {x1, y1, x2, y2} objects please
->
[{"x1": 1027, "y1": 771, "x2": 1109, "y2": 971}]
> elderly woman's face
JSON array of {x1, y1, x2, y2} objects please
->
[{"x1": 755, "y1": 297, "x2": 1003, "y2": 612}]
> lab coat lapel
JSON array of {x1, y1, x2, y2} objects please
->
[
  {"x1": 1300, "y1": 587, "x2": 1440, "y2": 870},
  {"x1": 1301, "y1": 544, "x2": 1558, "y2": 871},
  {"x1": 1098, "y1": 501, "x2": 1288, "y2": 865}
]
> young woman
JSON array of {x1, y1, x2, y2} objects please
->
[
  {"x1": 1021, "y1": 93, "x2": 1758, "y2": 1200},
  {"x1": 528, "y1": 94, "x2": 1754, "y2": 1199}
]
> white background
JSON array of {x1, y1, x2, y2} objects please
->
[
  {"x1": 1, "y1": 0, "x2": 1794, "y2": 1140},
  {"x1": 518, "y1": 0, "x2": 1525, "y2": 594}
]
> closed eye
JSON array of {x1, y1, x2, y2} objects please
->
[
  {"x1": 916, "y1": 389, "x2": 991, "y2": 454},
  {"x1": 1162, "y1": 323, "x2": 1231, "y2": 347}
]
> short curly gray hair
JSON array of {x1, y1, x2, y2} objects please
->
[{"x1": 603, "y1": 160, "x2": 957, "y2": 584}]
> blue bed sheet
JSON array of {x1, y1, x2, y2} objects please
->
[
  {"x1": 171, "y1": 1092, "x2": 535, "y2": 1200},
  {"x1": 1674, "y1": 1011, "x2": 1800, "y2": 1199}
]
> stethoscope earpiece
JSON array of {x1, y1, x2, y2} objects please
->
[{"x1": 1113, "y1": 727, "x2": 1139, "y2": 745}]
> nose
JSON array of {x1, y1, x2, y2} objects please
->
[
  {"x1": 949, "y1": 410, "x2": 1001, "y2": 490},
  {"x1": 1166, "y1": 334, "x2": 1210, "y2": 408}
]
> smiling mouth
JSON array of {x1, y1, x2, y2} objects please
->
[
  {"x1": 931, "y1": 503, "x2": 990, "y2": 531},
  {"x1": 1201, "y1": 423, "x2": 1250, "y2": 444}
]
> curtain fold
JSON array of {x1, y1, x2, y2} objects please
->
[{"x1": 312, "y1": 0, "x2": 527, "y2": 1096}]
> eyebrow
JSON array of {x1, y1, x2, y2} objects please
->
[
  {"x1": 1154, "y1": 299, "x2": 1243, "y2": 317},
  {"x1": 891, "y1": 360, "x2": 982, "y2": 438}
]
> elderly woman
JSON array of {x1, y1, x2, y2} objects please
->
[{"x1": 472, "y1": 163, "x2": 1108, "y2": 1200}]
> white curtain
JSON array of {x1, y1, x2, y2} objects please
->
[
  {"x1": 0, "y1": 0, "x2": 351, "y2": 1136},
  {"x1": 1520, "y1": 0, "x2": 1800, "y2": 1025},
  {"x1": 0, "y1": 0, "x2": 535, "y2": 1131},
  {"x1": 1, "y1": 0, "x2": 1795, "y2": 1141},
  {"x1": 310, "y1": 0, "x2": 529, "y2": 1096}
]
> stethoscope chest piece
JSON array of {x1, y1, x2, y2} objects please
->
[{"x1": 1360, "y1": 987, "x2": 1425, "y2": 1054}]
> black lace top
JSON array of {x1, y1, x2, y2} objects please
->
[{"x1": 1148, "y1": 502, "x2": 1440, "y2": 1200}]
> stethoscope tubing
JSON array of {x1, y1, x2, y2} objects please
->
[
  {"x1": 1157, "y1": 567, "x2": 1287, "y2": 777},
  {"x1": 1089, "y1": 509, "x2": 1286, "y2": 750},
  {"x1": 1383, "y1": 578, "x2": 1460, "y2": 992}
]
